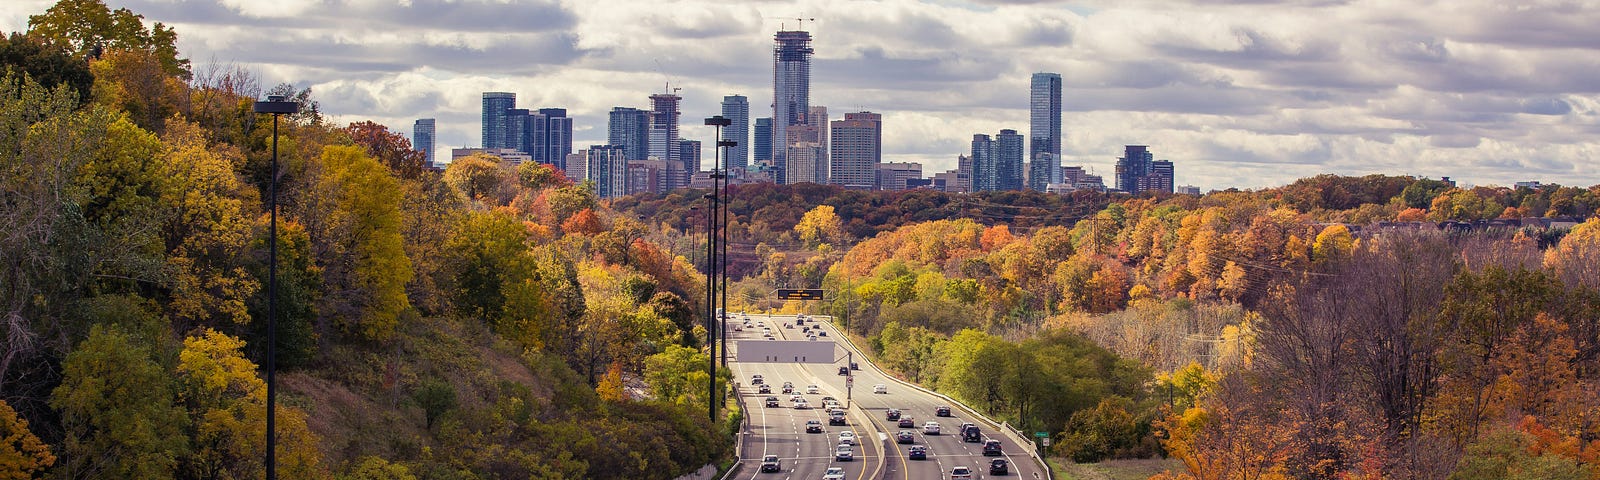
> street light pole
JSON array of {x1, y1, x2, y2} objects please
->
[
  {"x1": 716, "y1": 139, "x2": 735, "y2": 372},
  {"x1": 703, "y1": 116, "x2": 732, "y2": 417},
  {"x1": 253, "y1": 95, "x2": 297, "y2": 480}
]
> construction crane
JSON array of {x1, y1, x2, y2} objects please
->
[
  {"x1": 765, "y1": 16, "x2": 817, "y2": 31},
  {"x1": 653, "y1": 59, "x2": 682, "y2": 96}
]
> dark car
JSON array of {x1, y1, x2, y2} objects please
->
[
  {"x1": 817, "y1": 331, "x2": 827, "y2": 336},
  {"x1": 760, "y1": 455, "x2": 781, "y2": 473},
  {"x1": 764, "y1": 396, "x2": 780, "y2": 407},
  {"x1": 895, "y1": 430, "x2": 915, "y2": 444},
  {"x1": 907, "y1": 445, "x2": 927, "y2": 460},
  {"x1": 781, "y1": 385, "x2": 794, "y2": 394},
  {"x1": 850, "y1": 362, "x2": 860, "y2": 370},
  {"x1": 757, "y1": 384, "x2": 771, "y2": 394},
  {"x1": 934, "y1": 406, "x2": 952, "y2": 417},
  {"x1": 750, "y1": 376, "x2": 763, "y2": 385},
  {"x1": 982, "y1": 439, "x2": 1003, "y2": 456},
  {"x1": 898, "y1": 417, "x2": 916, "y2": 428},
  {"x1": 886, "y1": 408, "x2": 901, "y2": 420},
  {"x1": 961, "y1": 423, "x2": 981, "y2": 442},
  {"x1": 795, "y1": 318, "x2": 805, "y2": 325},
  {"x1": 829, "y1": 411, "x2": 848, "y2": 426},
  {"x1": 838, "y1": 366, "x2": 849, "y2": 375},
  {"x1": 989, "y1": 458, "x2": 1008, "y2": 475},
  {"x1": 805, "y1": 420, "x2": 823, "y2": 433}
]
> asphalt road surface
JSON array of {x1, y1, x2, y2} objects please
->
[{"x1": 727, "y1": 314, "x2": 1046, "y2": 480}]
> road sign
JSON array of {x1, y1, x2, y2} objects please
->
[
  {"x1": 774, "y1": 288, "x2": 825, "y2": 300},
  {"x1": 1034, "y1": 431, "x2": 1048, "y2": 438},
  {"x1": 1042, "y1": 437, "x2": 1051, "y2": 447}
]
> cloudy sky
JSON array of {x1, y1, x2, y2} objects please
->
[{"x1": 4, "y1": 0, "x2": 1598, "y2": 190}]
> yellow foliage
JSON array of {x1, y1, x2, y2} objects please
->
[{"x1": 0, "y1": 400, "x2": 55, "y2": 479}]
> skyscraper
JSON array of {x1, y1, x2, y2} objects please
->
[
  {"x1": 753, "y1": 117, "x2": 773, "y2": 165},
  {"x1": 996, "y1": 129, "x2": 1025, "y2": 191},
  {"x1": 1029, "y1": 72, "x2": 1063, "y2": 190},
  {"x1": 773, "y1": 29, "x2": 813, "y2": 185},
  {"x1": 721, "y1": 95, "x2": 750, "y2": 171},
  {"x1": 529, "y1": 108, "x2": 572, "y2": 169},
  {"x1": 505, "y1": 108, "x2": 530, "y2": 153},
  {"x1": 971, "y1": 134, "x2": 997, "y2": 192},
  {"x1": 481, "y1": 92, "x2": 516, "y2": 149},
  {"x1": 679, "y1": 140, "x2": 702, "y2": 173},
  {"x1": 583, "y1": 145, "x2": 629, "y2": 199},
  {"x1": 608, "y1": 107, "x2": 650, "y2": 161},
  {"x1": 1115, "y1": 145, "x2": 1172, "y2": 195},
  {"x1": 830, "y1": 112, "x2": 882, "y2": 190},
  {"x1": 413, "y1": 118, "x2": 435, "y2": 166},
  {"x1": 648, "y1": 91, "x2": 681, "y2": 163}
]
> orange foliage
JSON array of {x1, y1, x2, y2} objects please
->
[
  {"x1": 630, "y1": 239, "x2": 673, "y2": 282},
  {"x1": 980, "y1": 224, "x2": 1014, "y2": 251},
  {"x1": 1395, "y1": 207, "x2": 1427, "y2": 222},
  {"x1": 562, "y1": 208, "x2": 604, "y2": 236}
]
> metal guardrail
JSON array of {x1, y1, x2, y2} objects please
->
[
  {"x1": 823, "y1": 317, "x2": 1055, "y2": 480},
  {"x1": 718, "y1": 384, "x2": 752, "y2": 480}
]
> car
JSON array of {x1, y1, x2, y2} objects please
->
[
  {"x1": 790, "y1": 395, "x2": 804, "y2": 403},
  {"x1": 805, "y1": 419, "x2": 823, "y2": 433},
  {"x1": 850, "y1": 362, "x2": 860, "y2": 370},
  {"x1": 989, "y1": 458, "x2": 1009, "y2": 475},
  {"x1": 793, "y1": 399, "x2": 809, "y2": 409},
  {"x1": 886, "y1": 408, "x2": 901, "y2": 420},
  {"x1": 822, "y1": 467, "x2": 846, "y2": 480},
  {"x1": 801, "y1": 325, "x2": 810, "y2": 332},
  {"x1": 895, "y1": 430, "x2": 915, "y2": 444},
  {"x1": 733, "y1": 324, "x2": 743, "y2": 332},
  {"x1": 961, "y1": 423, "x2": 981, "y2": 442},
  {"x1": 764, "y1": 396, "x2": 780, "y2": 407},
  {"x1": 809, "y1": 335, "x2": 818, "y2": 341},
  {"x1": 982, "y1": 439, "x2": 1003, "y2": 456},
  {"x1": 817, "y1": 330, "x2": 827, "y2": 336},
  {"x1": 829, "y1": 411, "x2": 847, "y2": 426},
  {"x1": 751, "y1": 374, "x2": 763, "y2": 384},
  {"x1": 898, "y1": 417, "x2": 916, "y2": 428},
  {"x1": 823, "y1": 400, "x2": 840, "y2": 410},
  {"x1": 795, "y1": 317, "x2": 805, "y2": 325},
  {"x1": 872, "y1": 384, "x2": 887, "y2": 394},
  {"x1": 838, "y1": 366, "x2": 849, "y2": 375},
  {"x1": 907, "y1": 445, "x2": 927, "y2": 460},
  {"x1": 757, "y1": 384, "x2": 771, "y2": 394},
  {"x1": 834, "y1": 445, "x2": 854, "y2": 461},
  {"x1": 821, "y1": 396, "x2": 836, "y2": 402},
  {"x1": 759, "y1": 455, "x2": 780, "y2": 473},
  {"x1": 950, "y1": 466, "x2": 973, "y2": 480},
  {"x1": 782, "y1": 385, "x2": 794, "y2": 394},
  {"x1": 806, "y1": 384, "x2": 820, "y2": 394},
  {"x1": 838, "y1": 431, "x2": 856, "y2": 445},
  {"x1": 784, "y1": 323, "x2": 792, "y2": 328},
  {"x1": 923, "y1": 422, "x2": 941, "y2": 435},
  {"x1": 762, "y1": 332, "x2": 773, "y2": 338},
  {"x1": 935, "y1": 406, "x2": 952, "y2": 417}
]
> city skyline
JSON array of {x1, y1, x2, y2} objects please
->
[{"x1": 6, "y1": 0, "x2": 1594, "y2": 190}]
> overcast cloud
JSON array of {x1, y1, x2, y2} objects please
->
[{"x1": 3, "y1": 0, "x2": 1597, "y2": 190}]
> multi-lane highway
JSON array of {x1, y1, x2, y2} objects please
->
[{"x1": 727, "y1": 314, "x2": 1046, "y2": 480}]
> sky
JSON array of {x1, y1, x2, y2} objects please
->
[{"x1": 3, "y1": 0, "x2": 1598, "y2": 191}]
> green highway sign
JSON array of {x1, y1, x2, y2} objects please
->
[
  {"x1": 1034, "y1": 432, "x2": 1049, "y2": 438},
  {"x1": 775, "y1": 288, "x2": 825, "y2": 300}
]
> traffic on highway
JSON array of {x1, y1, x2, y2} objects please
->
[{"x1": 727, "y1": 313, "x2": 1044, "y2": 480}]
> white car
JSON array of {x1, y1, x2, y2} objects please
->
[
  {"x1": 838, "y1": 431, "x2": 856, "y2": 445},
  {"x1": 793, "y1": 399, "x2": 809, "y2": 409},
  {"x1": 806, "y1": 384, "x2": 820, "y2": 394},
  {"x1": 873, "y1": 384, "x2": 887, "y2": 394},
  {"x1": 950, "y1": 465, "x2": 972, "y2": 480},
  {"x1": 823, "y1": 467, "x2": 846, "y2": 480},
  {"x1": 834, "y1": 445, "x2": 854, "y2": 461},
  {"x1": 923, "y1": 421, "x2": 941, "y2": 435}
]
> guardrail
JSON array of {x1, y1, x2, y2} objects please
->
[
  {"x1": 821, "y1": 316, "x2": 1055, "y2": 480},
  {"x1": 717, "y1": 382, "x2": 751, "y2": 480}
]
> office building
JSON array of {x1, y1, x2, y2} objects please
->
[
  {"x1": 1176, "y1": 185, "x2": 1201, "y2": 195},
  {"x1": 680, "y1": 140, "x2": 702, "y2": 173},
  {"x1": 1029, "y1": 73, "x2": 1063, "y2": 190},
  {"x1": 830, "y1": 112, "x2": 882, "y2": 190},
  {"x1": 996, "y1": 129, "x2": 1024, "y2": 191},
  {"x1": 773, "y1": 29, "x2": 814, "y2": 184},
  {"x1": 529, "y1": 108, "x2": 572, "y2": 169},
  {"x1": 627, "y1": 159, "x2": 668, "y2": 195},
  {"x1": 876, "y1": 162, "x2": 921, "y2": 191},
  {"x1": 785, "y1": 141, "x2": 826, "y2": 185},
  {"x1": 808, "y1": 106, "x2": 829, "y2": 153},
  {"x1": 1115, "y1": 145, "x2": 1174, "y2": 195},
  {"x1": 608, "y1": 107, "x2": 651, "y2": 160},
  {"x1": 753, "y1": 117, "x2": 774, "y2": 166},
  {"x1": 583, "y1": 145, "x2": 629, "y2": 199},
  {"x1": 722, "y1": 95, "x2": 750, "y2": 171},
  {"x1": 482, "y1": 92, "x2": 516, "y2": 149},
  {"x1": 413, "y1": 118, "x2": 435, "y2": 166},
  {"x1": 649, "y1": 91, "x2": 682, "y2": 162},
  {"x1": 971, "y1": 134, "x2": 997, "y2": 192}
]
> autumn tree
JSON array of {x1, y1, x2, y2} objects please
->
[
  {"x1": 0, "y1": 399, "x2": 55, "y2": 478},
  {"x1": 794, "y1": 204, "x2": 845, "y2": 249},
  {"x1": 301, "y1": 145, "x2": 413, "y2": 342},
  {"x1": 0, "y1": 32, "x2": 93, "y2": 103},
  {"x1": 345, "y1": 120, "x2": 427, "y2": 180},
  {"x1": 176, "y1": 329, "x2": 324, "y2": 479},
  {"x1": 51, "y1": 325, "x2": 189, "y2": 479},
  {"x1": 27, "y1": 0, "x2": 189, "y2": 77},
  {"x1": 160, "y1": 119, "x2": 259, "y2": 330}
]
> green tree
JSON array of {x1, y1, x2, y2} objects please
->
[
  {"x1": 51, "y1": 325, "x2": 189, "y2": 479},
  {"x1": 304, "y1": 145, "x2": 413, "y2": 341},
  {"x1": 176, "y1": 329, "x2": 325, "y2": 479},
  {"x1": 0, "y1": 32, "x2": 93, "y2": 104},
  {"x1": 27, "y1": 0, "x2": 189, "y2": 77}
]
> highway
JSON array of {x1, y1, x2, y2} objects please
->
[{"x1": 727, "y1": 314, "x2": 1046, "y2": 480}]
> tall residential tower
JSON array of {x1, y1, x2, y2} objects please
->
[
  {"x1": 481, "y1": 92, "x2": 515, "y2": 149},
  {"x1": 413, "y1": 118, "x2": 435, "y2": 166},
  {"x1": 721, "y1": 95, "x2": 750, "y2": 171},
  {"x1": 773, "y1": 29, "x2": 813, "y2": 185},
  {"x1": 1029, "y1": 73, "x2": 1063, "y2": 190},
  {"x1": 830, "y1": 112, "x2": 882, "y2": 190}
]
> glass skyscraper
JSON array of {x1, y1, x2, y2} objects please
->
[
  {"x1": 997, "y1": 129, "x2": 1025, "y2": 191},
  {"x1": 753, "y1": 117, "x2": 773, "y2": 165},
  {"x1": 413, "y1": 118, "x2": 434, "y2": 167},
  {"x1": 529, "y1": 108, "x2": 572, "y2": 169},
  {"x1": 1029, "y1": 73, "x2": 1063, "y2": 190},
  {"x1": 971, "y1": 134, "x2": 996, "y2": 192},
  {"x1": 608, "y1": 107, "x2": 650, "y2": 161},
  {"x1": 481, "y1": 92, "x2": 515, "y2": 149},
  {"x1": 773, "y1": 30, "x2": 813, "y2": 185},
  {"x1": 649, "y1": 92, "x2": 681, "y2": 162},
  {"x1": 721, "y1": 95, "x2": 750, "y2": 171}
]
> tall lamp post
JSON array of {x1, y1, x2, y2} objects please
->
[
  {"x1": 703, "y1": 115, "x2": 732, "y2": 418},
  {"x1": 253, "y1": 95, "x2": 297, "y2": 480}
]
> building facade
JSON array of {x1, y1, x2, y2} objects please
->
[
  {"x1": 721, "y1": 95, "x2": 750, "y2": 171},
  {"x1": 413, "y1": 118, "x2": 435, "y2": 167},
  {"x1": 529, "y1": 108, "x2": 572, "y2": 170},
  {"x1": 996, "y1": 129, "x2": 1025, "y2": 191},
  {"x1": 584, "y1": 145, "x2": 630, "y2": 199},
  {"x1": 1115, "y1": 145, "x2": 1173, "y2": 195},
  {"x1": 481, "y1": 92, "x2": 516, "y2": 149},
  {"x1": 608, "y1": 107, "x2": 651, "y2": 161},
  {"x1": 773, "y1": 29, "x2": 813, "y2": 185},
  {"x1": 971, "y1": 134, "x2": 997, "y2": 192},
  {"x1": 876, "y1": 162, "x2": 921, "y2": 191},
  {"x1": 679, "y1": 140, "x2": 702, "y2": 174},
  {"x1": 753, "y1": 117, "x2": 773, "y2": 166},
  {"x1": 830, "y1": 112, "x2": 882, "y2": 190},
  {"x1": 1029, "y1": 72, "x2": 1063, "y2": 190},
  {"x1": 648, "y1": 92, "x2": 681, "y2": 163}
]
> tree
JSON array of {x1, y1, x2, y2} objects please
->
[
  {"x1": 345, "y1": 121, "x2": 426, "y2": 180},
  {"x1": 0, "y1": 399, "x2": 55, "y2": 479},
  {"x1": 0, "y1": 32, "x2": 93, "y2": 104},
  {"x1": 442, "y1": 154, "x2": 512, "y2": 205},
  {"x1": 1311, "y1": 224, "x2": 1354, "y2": 264},
  {"x1": 159, "y1": 119, "x2": 259, "y2": 330},
  {"x1": 176, "y1": 329, "x2": 325, "y2": 479},
  {"x1": 794, "y1": 204, "x2": 844, "y2": 249},
  {"x1": 51, "y1": 325, "x2": 189, "y2": 479},
  {"x1": 303, "y1": 145, "x2": 413, "y2": 342},
  {"x1": 1544, "y1": 218, "x2": 1600, "y2": 291},
  {"x1": 27, "y1": 0, "x2": 190, "y2": 77}
]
